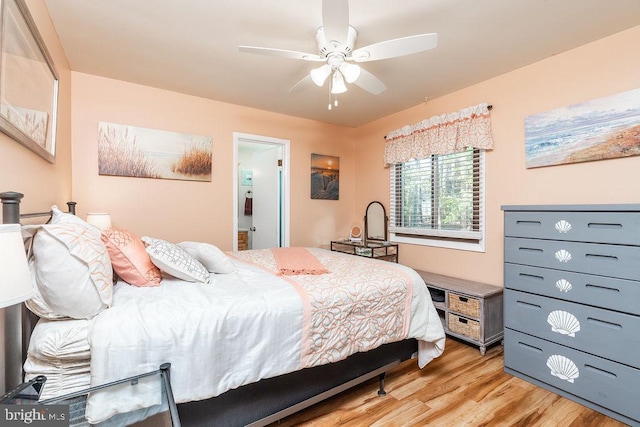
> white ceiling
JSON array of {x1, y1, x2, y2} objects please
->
[{"x1": 43, "y1": 0, "x2": 640, "y2": 128}]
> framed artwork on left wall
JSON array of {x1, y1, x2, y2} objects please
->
[{"x1": 0, "y1": 0, "x2": 59, "y2": 163}]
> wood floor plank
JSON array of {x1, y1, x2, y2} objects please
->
[{"x1": 270, "y1": 338, "x2": 629, "y2": 426}]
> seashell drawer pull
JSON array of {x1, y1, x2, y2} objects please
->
[
  {"x1": 554, "y1": 249, "x2": 572, "y2": 263},
  {"x1": 547, "y1": 310, "x2": 580, "y2": 337},
  {"x1": 546, "y1": 354, "x2": 579, "y2": 383},
  {"x1": 555, "y1": 279, "x2": 573, "y2": 292},
  {"x1": 555, "y1": 220, "x2": 572, "y2": 233}
]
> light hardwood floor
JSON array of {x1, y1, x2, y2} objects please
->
[{"x1": 271, "y1": 338, "x2": 628, "y2": 426}]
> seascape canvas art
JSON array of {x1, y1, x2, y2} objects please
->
[
  {"x1": 310, "y1": 153, "x2": 339, "y2": 200},
  {"x1": 525, "y1": 88, "x2": 640, "y2": 168},
  {"x1": 98, "y1": 122, "x2": 212, "y2": 181}
]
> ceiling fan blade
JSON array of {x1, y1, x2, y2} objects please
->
[
  {"x1": 353, "y1": 68, "x2": 386, "y2": 95},
  {"x1": 239, "y1": 46, "x2": 324, "y2": 62},
  {"x1": 322, "y1": 0, "x2": 349, "y2": 45},
  {"x1": 289, "y1": 75, "x2": 315, "y2": 93},
  {"x1": 351, "y1": 33, "x2": 438, "y2": 62}
]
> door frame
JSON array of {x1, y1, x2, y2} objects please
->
[{"x1": 232, "y1": 132, "x2": 290, "y2": 250}]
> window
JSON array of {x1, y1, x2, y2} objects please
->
[{"x1": 389, "y1": 148, "x2": 485, "y2": 251}]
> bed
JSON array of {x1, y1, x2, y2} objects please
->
[{"x1": 1, "y1": 191, "x2": 446, "y2": 426}]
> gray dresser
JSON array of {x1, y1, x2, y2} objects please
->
[{"x1": 502, "y1": 204, "x2": 640, "y2": 426}]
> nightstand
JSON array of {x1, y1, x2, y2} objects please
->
[{"x1": 330, "y1": 240, "x2": 398, "y2": 262}]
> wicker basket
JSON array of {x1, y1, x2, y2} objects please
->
[
  {"x1": 448, "y1": 313, "x2": 480, "y2": 341},
  {"x1": 448, "y1": 293, "x2": 480, "y2": 318}
]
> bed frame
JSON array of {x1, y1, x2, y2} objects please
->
[
  {"x1": 1, "y1": 191, "x2": 419, "y2": 426},
  {"x1": 1, "y1": 191, "x2": 77, "y2": 395}
]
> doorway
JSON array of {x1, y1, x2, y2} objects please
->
[{"x1": 233, "y1": 133, "x2": 290, "y2": 250}]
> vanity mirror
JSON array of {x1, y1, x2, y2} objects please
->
[
  {"x1": 364, "y1": 201, "x2": 387, "y2": 243},
  {"x1": 330, "y1": 201, "x2": 397, "y2": 262}
]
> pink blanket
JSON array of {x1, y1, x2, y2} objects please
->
[{"x1": 271, "y1": 247, "x2": 329, "y2": 275}]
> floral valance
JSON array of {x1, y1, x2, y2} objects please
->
[{"x1": 384, "y1": 103, "x2": 494, "y2": 165}]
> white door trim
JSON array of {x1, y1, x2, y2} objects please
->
[{"x1": 233, "y1": 132, "x2": 290, "y2": 250}]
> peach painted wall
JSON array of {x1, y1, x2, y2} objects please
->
[
  {"x1": 70, "y1": 73, "x2": 355, "y2": 249},
  {"x1": 0, "y1": 0, "x2": 72, "y2": 393},
  {"x1": 354, "y1": 25, "x2": 640, "y2": 286}
]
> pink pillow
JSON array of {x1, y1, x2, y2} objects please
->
[{"x1": 101, "y1": 228, "x2": 161, "y2": 287}]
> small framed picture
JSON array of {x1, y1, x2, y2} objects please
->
[
  {"x1": 310, "y1": 153, "x2": 339, "y2": 200},
  {"x1": 241, "y1": 169, "x2": 253, "y2": 186}
]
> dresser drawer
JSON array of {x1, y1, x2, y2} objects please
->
[
  {"x1": 448, "y1": 293, "x2": 480, "y2": 318},
  {"x1": 504, "y1": 211, "x2": 640, "y2": 244},
  {"x1": 504, "y1": 237, "x2": 640, "y2": 281},
  {"x1": 504, "y1": 263, "x2": 640, "y2": 315},
  {"x1": 505, "y1": 290, "x2": 640, "y2": 367},
  {"x1": 504, "y1": 329, "x2": 640, "y2": 421}
]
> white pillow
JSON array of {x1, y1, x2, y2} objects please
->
[
  {"x1": 26, "y1": 257, "x2": 68, "y2": 320},
  {"x1": 178, "y1": 241, "x2": 236, "y2": 274},
  {"x1": 142, "y1": 237, "x2": 211, "y2": 283},
  {"x1": 29, "y1": 206, "x2": 113, "y2": 319}
]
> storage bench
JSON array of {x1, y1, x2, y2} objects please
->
[{"x1": 416, "y1": 270, "x2": 503, "y2": 355}]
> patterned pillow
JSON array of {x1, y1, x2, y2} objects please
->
[
  {"x1": 102, "y1": 228, "x2": 161, "y2": 287},
  {"x1": 177, "y1": 241, "x2": 236, "y2": 274},
  {"x1": 28, "y1": 206, "x2": 113, "y2": 319},
  {"x1": 142, "y1": 237, "x2": 210, "y2": 283}
]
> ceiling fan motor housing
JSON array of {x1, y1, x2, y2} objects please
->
[{"x1": 316, "y1": 25, "x2": 358, "y2": 57}]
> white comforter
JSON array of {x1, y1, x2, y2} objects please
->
[{"x1": 86, "y1": 249, "x2": 445, "y2": 423}]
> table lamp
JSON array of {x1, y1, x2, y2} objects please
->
[
  {"x1": 0, "y1": 223, "x2": 33, "y2": 309},
  {"x1": 86, "y1": 213, "x2": 112, "y2": 230}
]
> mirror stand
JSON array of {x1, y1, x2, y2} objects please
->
[{"x1": 364, "y1": 201, "x2": 388, "y2": 244}]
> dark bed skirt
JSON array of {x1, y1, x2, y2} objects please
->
[{"x1": 177, "y1": 338, "x2": 418, "y2": 426}]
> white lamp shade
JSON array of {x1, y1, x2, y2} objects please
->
[
  {"x1": 331, "y1": 71, "x2": 347, "y2": 94},
  {"x1": 310, "y1": 64, "x2": 331, "y2": 87},
  {"x1": 86, "y1": 213, "x2": 112, "y2": 230},
  {"x1": 0, "y1": 224, "x2": 33, "y2": 309}
]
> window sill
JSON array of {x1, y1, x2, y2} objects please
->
[{"x1": 390, "y1": 233, "x2": 486, "y2": 253}]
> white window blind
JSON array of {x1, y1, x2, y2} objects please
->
[{"x1": 390, "y1": 148, "x2": 484, "y2": 241}]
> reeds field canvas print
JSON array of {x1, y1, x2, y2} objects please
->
[
  {"x1": 311, "y1": 153, "x2": 339, "y2": 200},
  {"x1": 98, "y1": 122, "x2": 212, "y2": 181},
  {"x1": 525, "y1": 88, "x2": 640, "y2": 168}
]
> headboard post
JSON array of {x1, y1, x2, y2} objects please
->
[
  {"x1": 0, "y1": 191, "x2": 24, "y2": 224},
  {"x1": 0, "y1": 192, "x2": 24, "y2": 393},
  {"x1": 67, "y1": 201, "x2": 77, "y2": 215}
]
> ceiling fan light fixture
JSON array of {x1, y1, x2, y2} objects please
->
[
  {"x1": 339, "y1": 62, "x2": 360, "y2": 83},
  {"x1": 331, "y1": 71, "x2": 347, "y2": 94},
  {"x1": 310, "y1": 64, "x2": 331, "y2": 86}
]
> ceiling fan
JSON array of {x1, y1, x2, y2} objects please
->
[{"x1": 239, "y1": 0, "x2": 437, "y2": 108}]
